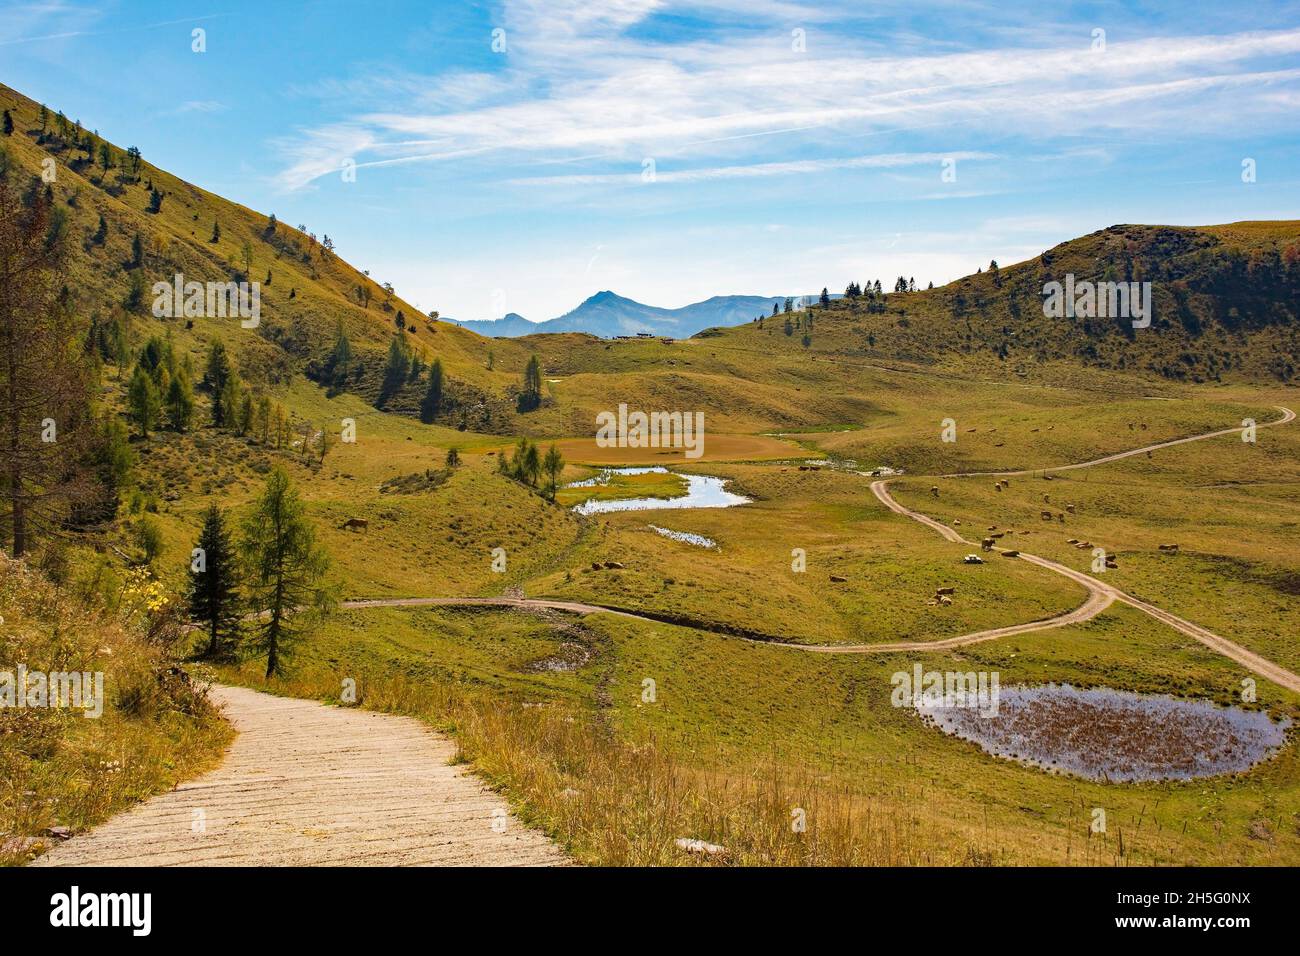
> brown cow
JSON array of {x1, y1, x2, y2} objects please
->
[{"x1": 341, "y1": 518, "x2": 369, "y2": 532}]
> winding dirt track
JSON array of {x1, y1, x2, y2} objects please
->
[
  {"x1": 35, "y1": 686, "x2": 566, "y2": 867},
  {"x1": 347, "y1": 407, "x2": 1300, "y2": 693}
]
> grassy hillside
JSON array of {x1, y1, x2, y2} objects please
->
[
  {"x1": 715, "y1": 221, "x2": 1300, "y2": 385},
  {"x1": 4, "y1": 78, "x2": 1299, "y2": 868},
  {"x1": 0, "y1": 82, "x2": 546, "y2": 431}
]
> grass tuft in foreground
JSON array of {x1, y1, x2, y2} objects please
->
[{"x1": 0, "y1": 555, "x2": 232, "y2": 865}]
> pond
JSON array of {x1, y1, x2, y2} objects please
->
[
  {"x1": 918, "y1": 684, "x2": 1290, "y2": 783},
  {"x1": 649, "y1": 525, "x2": 717, "y2": 548},
  {"x1": 567, "y1": 466, "x2": 750, "y2": 516}
]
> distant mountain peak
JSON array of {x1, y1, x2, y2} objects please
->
[
  {"x1": 449, "y1": 291, "x2": 788, "y2": 339},
  {"x1": 582, "y1": 290, "x2": 627, "y2": 305}
]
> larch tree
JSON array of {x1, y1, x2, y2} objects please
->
[
  {"x1": 240, "y1": 467, "x2": 334, "y2": 678},
  {"x1": 0, "y1": 166, "x2": 94, "y2": 557},
  {"x1": 543, "y1": 444, "x2": 564, "y2": 501}
]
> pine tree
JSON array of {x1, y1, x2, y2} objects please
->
[
  {"x1": 420, "y1": 358, "x2": 444, "y2": 423},
  {"x1": 92, "y1": 214, "x2": 108, "y2": 244},
  {"x1": 517, "y1": 354, "x2": 542, "y2": 412},
  {"x1": 203, "y1": 340, "x2": 232, "y2": 395},
  {"x1": 256, "y1": 395, "x2": 272, "y2": 444},
  {"x1": 216, "y1": 374, "x2": 241, "y2": 430},
  {"x1": 127, "y1": 365, "x2": 161, "y2": 435},
  {"x1": 522, "y1": 441, "x2": 541, "y2": 486},
  {"x1": 187, "y1": 505, "x2": 241, "y2": 659},
  {"x1": 69, "y1": 413, "x2": 133, "y2": 529},
  {"x1": 324, "y1": 323, "x2": 351, "y2": 393},
  {"x1": 166, "y1": 370, "x2": 195, "y2": 431},
  {"x1": 210, "y1": 221, "x2": 220, "y2": 243},
  {"x1": 543, "y1": 444, "x2": 564, "y2": 500},
  {"x1": 378, "y1": 335, "x2": 410, "y2": 407},
  {"x1": 240, "y1": 467, "x2": 333, "y2": 678},
  {"x1": 239, "y1": 392, "x2": 254, "y2": 435},
  {"x1": 1, "y1": 111, "x2": 13, "y2": 136}
]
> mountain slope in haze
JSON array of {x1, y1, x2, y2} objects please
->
[{"x1": 450, "y1": 291, "x2": 795, "y2": 338}]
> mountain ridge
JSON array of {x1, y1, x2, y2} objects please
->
[{"x1": 447, "y1": 290, "x2": 805, "y2": 339}]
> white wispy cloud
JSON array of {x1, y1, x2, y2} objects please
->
[
  {"x1": 168, "y1": 99, "x2": 227, "y2": 115},
  {"x1": 507, "y1": 151, "x2": 995, "y2": 186},
  {"x1": 271, "y1": 8, "x2": 1300, "y2": 191}
]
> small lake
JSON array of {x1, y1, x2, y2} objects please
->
[
  {"x1": 568, "y1": 466, "x2": 750, "y2": 516},
  {"x1": 919, "y1": 684, "x2": 1290, "y2": 783}
]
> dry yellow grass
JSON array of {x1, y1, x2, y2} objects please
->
[{"x1": 0, "y1": 556, "x2": 232, "y2": 866}]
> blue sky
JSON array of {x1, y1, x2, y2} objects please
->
[{"x1": 2, "y1": 0, "x2": 1298, "y2": 322}]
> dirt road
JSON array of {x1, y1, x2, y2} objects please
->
[
  {"x1": 35, "y1": 685, "x2": 566, "y2": 867},
  {"x1": 865, "y1": 406, "x2": 1300, "y2": 691}
]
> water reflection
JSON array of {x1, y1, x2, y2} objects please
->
[{"x1": 568, "y1": 466, "x2": 750, "y2": 516}]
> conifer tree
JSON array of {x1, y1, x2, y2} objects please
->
[
  {"x1": 240, "y1": 468, "x2": 333, "y2": 678},
  {"x1": 187, "y1": 505, "x2": 241, "y2": 659}
]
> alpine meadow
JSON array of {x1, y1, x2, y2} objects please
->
[{"x1": 1, "y1": 1, "x2": 1299, "y2": 923}]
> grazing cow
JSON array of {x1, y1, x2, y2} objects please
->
[
  {"x1": 341, "y1": 518, "x2": 369, "y2": 532},
  {"x1": 930, "y1": 486, "x2": 939, "y2": 497},
  {"x1": 994, "y1": 483, "x2": 1002, "y2": 492},
  {"x1": 981, "y1": 537, "x2": 995, "y2": 551},
  {"x1": 1040, "y1": 510, "x2": 1053, "y2": 521},
  {"x1": 1066, "y1": 504, "x2": 1075, "y2": 514}
]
